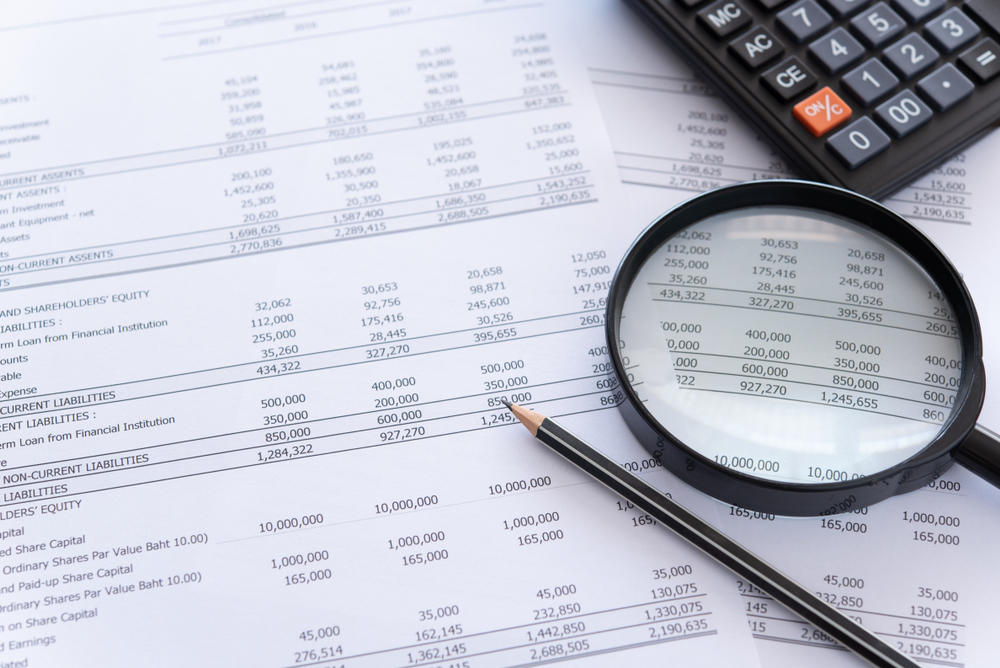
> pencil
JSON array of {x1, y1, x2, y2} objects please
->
[{"x1": 502, "y1": 400, "x2": 917, "y2": 668}]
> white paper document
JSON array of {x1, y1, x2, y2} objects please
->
[
  {"x1": 570, "y1": 2, "x2": 1000, "y2": 666},
  {"x1": 0, "y1": 1, "x2": 763, "y2": 666}
]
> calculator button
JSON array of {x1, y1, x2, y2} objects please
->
[
  {"x1": 964, "y1": 0, "x2": 1000, "y2": 36},
  {"x1": 753, "y1": 0, "x2": 791, "y2": 8},
  {"x1": 958, "y1": 38, "x2": 1000, "y2": 82},
  {"x1": 673, "y1": 0, "x2": 709, "y2": 8},
  {"x1": 730, "y1": 26, "x2": 785, "y2": 68},
  {"x1": 826, "y1": 117, "x2": 892, "y2": 168},
  {"x1": 820, "y1": 0, "x2": 867, "y2": 19},
  {"x1": 917, "y1": 63, "x2": 974, "y2": 111},
  {"x1": 924, "y1": 8, "x2": 980, "y2": 53},
  {"x1": 851, "y1": 3, "x2": 906, "y2": 47},
  {"x1": 883, "y1": 33, "x2": 939, "y2": 79},
  {"x1": 761, "y1": 57, "x2": 818, "y2": 100},
  {"x1": 777, "y1": 0, "x2": 833, "y2": 43},
  {"x1": 842, "y1": 58, "x2": 901, "y2": 105},
  {"x1": 809, "y1": 27, "x2": 865, "y2": 73},
  {"x1": 890, "y1": 0, "x2": 945, "y2": 24},
  {"x1": 874, "y1": 89, "x2": 932, "y2": 136},
  {"x1": 697, "y1": 1, "x2": 753, "y2": 38},
  {"x1": 793, "y1": 86, "x2": 853, "y2": 136}
]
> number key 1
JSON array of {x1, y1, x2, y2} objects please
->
[{"x1": 842, "y1": 58, "x2": 900, "y2": 105}]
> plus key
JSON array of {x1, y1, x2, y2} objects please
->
[{"x1": 793, "y1": 86, "x2": 852, "y2": 136}]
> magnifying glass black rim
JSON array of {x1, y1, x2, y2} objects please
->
[{"x1": 605, "y1": 180, "x2": 985, "y2": 516}]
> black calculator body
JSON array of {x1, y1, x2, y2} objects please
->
[{"x1": 627, "y1": 0, "x2": 1000, "y2": 198}]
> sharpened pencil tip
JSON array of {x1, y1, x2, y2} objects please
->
[{"x1": 504, "y1": 401, "x2": 544, "y2": 436}]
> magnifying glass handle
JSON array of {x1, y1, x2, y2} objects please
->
[{"x1": 954, "y1": 424, "x2": 1000, "y2": 488}]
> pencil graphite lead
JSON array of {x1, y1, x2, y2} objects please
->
[
  {"x1": 503, "y1": 401, "x2": 545, "y2": 436},
  {"x1": 500, "y1": 398, "x2": 511, "y2": 408}
]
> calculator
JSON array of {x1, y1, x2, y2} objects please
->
[{"x1": 626, "y1": 0, "x2": 1000, "y2": 198}]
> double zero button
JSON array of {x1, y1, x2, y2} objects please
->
[
  {"x1": 824, "y1": 91, "x2": 928, "y2": 169},
  {"x1": 825, "y1": 90, "x2": 934, "y2": 169}
]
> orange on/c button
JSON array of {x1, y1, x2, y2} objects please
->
[{"x1": 793, "y1": 86, "x2": 852, "y2": 137}]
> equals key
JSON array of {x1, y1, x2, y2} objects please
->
[{"x1": 958, "y1": 38, "x2": 1000, "y2": 83}]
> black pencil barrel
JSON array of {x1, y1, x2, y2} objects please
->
[{"x1": 537, "y1": 418, "x2": 917, "y2": 668}]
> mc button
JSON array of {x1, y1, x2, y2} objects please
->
[
  {"x1": 761, "y1": 57, "x2": 817, "y2": 102},
  {"x1": 697, "y1": 1, "x2": 753, "y2": 39}
]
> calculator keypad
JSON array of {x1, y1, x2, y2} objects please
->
[
  {"x1": 766, "y1": 1, "x2": 990, "y2": 164},
  {"x1": 889, "y1": 0, "x2": 945, "y2": 24},
  {"x1": 874, "y1": 89, "x2": 932, "y2": 136},
  {"x1": 850, "y1": 3, "x2": 906, "y2": 47},
  {"x1": 841, "y1": 58, "x2": 900, "y2": 104},
  {"x1": 924, "y1": 8, "x2": 980, "y2": 52},
  {"x1": 959, "y1": 38, "x2": 1000, "y2": 82},
  {"x1": 917, "y1": 63, "x2": 974, "y2": 110},
  {"x1": 761, "y1": 56, "x2": 819, "y2": 99},
  {"x1": 809, "y1": 27, "x2": 865, "y2": 72},
  {"x1": 826, "y1": 117, "x2": 891, "y2": 166},
  {"x1": 793, "y1": 85, "x2": 853, "y2": 135},
  {"x1": 730, "y1": 25, "x2": 786, "y2": 67},
  {"x1": 698, "y1": 1, "x2": 753, "y2": 37},
  {"x1": 640, "y1": 0, "x2": 1000, "y2": 187},
  {"x1": 883, "y1": 33, "x2": 939, "y2": 79},
  {"x1": 777, "y1": 0, "x2": 834, "y2": 42},
  {"x1": 822, "y1": 0, "x2": 868, "y2": 19}
]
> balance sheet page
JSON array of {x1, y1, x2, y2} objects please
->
[
  {"x1": 571, "y1": 1, "x2": 1000, "y2": 667},
  {"x1": 0, "y1": 1, "x2": 762, "y2": 666}
]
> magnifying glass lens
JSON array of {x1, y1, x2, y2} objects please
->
[{"x1": 618, "y1": 205, "x2": 964, "y2": 485}]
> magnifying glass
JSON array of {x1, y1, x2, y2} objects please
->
[{"x1": 607, "y1": 180, "x2": 1000, "y2": 516}]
